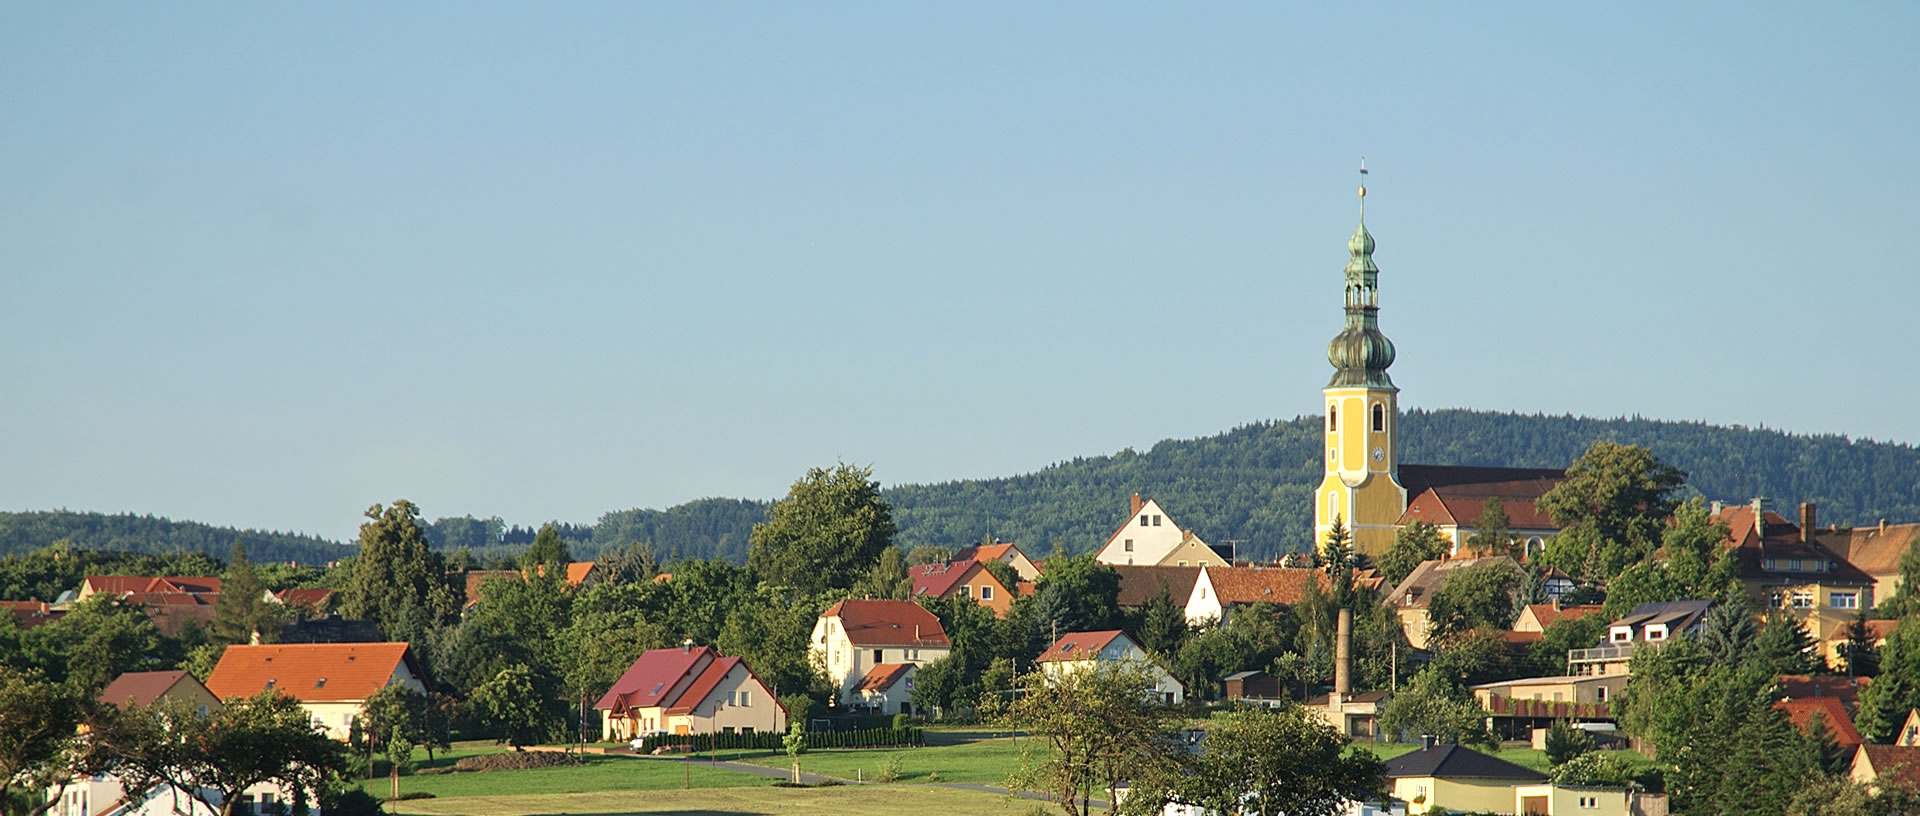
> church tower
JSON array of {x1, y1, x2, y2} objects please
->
[{"x1": 1314, "y1": 169, "x2": 1406, "y2": 557}]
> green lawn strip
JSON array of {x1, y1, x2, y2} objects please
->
[
  {"x1": 728, "y1": 736, "x2": 1031, "y2": 785},
  {"x1": 1351, "y1": 742, "x2": 1648, "y2": 775},
  {"x1": 386, "y1": 784, "x2": 1039, "y2": 816},
  {"x1": 355, "y1": 748, "x2": 768, "y2": 798}
]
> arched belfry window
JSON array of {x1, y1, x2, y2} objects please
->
[
  {"x1": 1328, "y1": 404, "x2": 1338, "y2": 432},
  {"x1": 1371, "y1": 403, "x2": 1386, "y2": 433}
]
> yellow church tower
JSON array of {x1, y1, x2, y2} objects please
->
[{"x1": 1314, "y1": 167, "x2": 1406, "y2": 558}]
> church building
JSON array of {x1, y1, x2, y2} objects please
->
[{"x1": 1312, "y1": 173, "x2": 1567, "y2": 557}]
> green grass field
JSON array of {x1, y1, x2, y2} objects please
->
[
  {"x1": 384, "y1": 785, "x2": 1041, "y2": 816},
  {"x1": 723, "y1": 733, "x2": 1031, "y2": 785},
  {"x1": 352, "y1": 743, "x2": 765, "y2": 799}
]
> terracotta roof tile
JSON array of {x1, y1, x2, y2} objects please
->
[
  {"x1": 275, "y1": 588, "x2": 335, "y2": 610},
  {"x1": 565, "y1": 562, "x2": 596, "y2": 587},
  {"x1": 908, "y1": 559, "x2": 982, "y2": 598},
  {"x1": 1522, "y1": 603, "x2": 1606, "y2": 629},
  {"x1": 1776, "y1": 696, "x2": 1862, "y2": 748},
  {"x1": 1713, "y1": 506, "x2": 1876, "y2": 586},
  {"x1": 1815, "y1": 523, "x2": 1920, "y2": 577},
  {"x1": 595, "y1": 646, "x2": 712, "y2": 711},
  {"x1": 853, "y1": 663, "x2": 916, "y2": 693},
  {"x1": 97, "y1": 670, "x2": 200, "y2": 709},
  {"x1": 1778, "y1": 674, "x2": 1871, "y2": 714},
  {"x1": 1858, "y1": 744, "x2": 1920, "y2": 792},
  {"x1": 666, "y1": 656, "x2": 742, "y2": 715},
  {"x1": 1202, "y1": 566, "x2": 1326, "y2": 606},
  {"x1": 1037, "y1": 630, "x2": 1126, "y2": 663},
  {"x1": 205, "y1": 642, "x2": 415, "y2": 703},
  {"x1": 819, "y1": 600, "x2": 950, "y2": 647}
]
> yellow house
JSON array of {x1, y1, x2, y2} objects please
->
[
  {"x1": 1383, "y1": 743, "x2": 1547, "y2": 814},
  {"x1": 1514, "y1": 784, "x2": 1665, "y2": 815},
  {"x1": 1712, "y1": 501, "x2": 1876, "y2": 642},
  {"x1": 1381, "y1": 556, "x2": 1524, "y2": 650},
  {"x1": 205, "y1": 642, "x2": 426, "y2": 740}
]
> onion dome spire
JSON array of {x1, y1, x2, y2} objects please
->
[{"x1": 1326, "y1": 160, "x2": 1396, "y2": 388}]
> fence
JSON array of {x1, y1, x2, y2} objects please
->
[{"x1": 636, "y1": 726, "x2": 923, "y2": 754}]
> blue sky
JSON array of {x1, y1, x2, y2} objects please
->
[{"x1": 4, "y1": 3, "x2": 1915, "y2": 542}]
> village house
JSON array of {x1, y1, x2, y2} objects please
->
[
  {"x1": 908, "y1": 558, "x2": 1014, "y2": 617},
  {"x1": 1512, "y1": 601, "x2": 1606, "y2": 634},
  {"x1": 1035, "y1": 630, "x2": 1184, "y2": 704},
  {"x1": 1569, "y1": 600, "x2": 1714, "y2": 677},
  {"x1": 950, "y1": 540, "x2": 1042, "y2": 581},
  {"x1": 1382, "y1": 742, "x2": 1548, "y2": 815},
  {"x1": 1512, "y1": 783, "x2": 1668, "y2": 816},
  {"x1": 1184, "y1": 565, "x2": 1325, "y2": 625},
  {"x1": 47, "y1": 671, "x2": 303, "y2": 816},
  {"x1": 1472, "y1": 675, "x2": 1622, "y2": 740},
  {"x1": 1395, "y1": 469, "x2": 1566, "y2": 559},
  {"x1": 1112, "y1": 565, "x2": 1203, "y2": 612},
  {"x1": 1812, "y1": 516, "x2": 1919, "y2": 609},
  {"x1": 1850, "y1": 744, "x2": 1920, "y2": 796},
  {"x1": 1823, "y1": 617, "x2": 1900, "y2": 669},
  {"x1": 1093, "y1": 495, "x2": 1230, "y2": 568},
  {"x1": 594, "y1": 642, "x2": 786, "y2": 740},
  {"x1": 1712, "y1": 500, "x2": 1877, "y2": 641},
  {"x1": 204, "y1": 642, "x2": 426, "y2": 740},
  {"x1": 809, "y1": 599, "x2": 951, "y2": 703},
  {"x1": 1774, "y1": 696, "x2": 1863, "y2": 750},
  {"x1": 1382, "y1": 555, "x2": 1525, "y2": 650},
  {"x1": 848, "y1": 662, "x2": 917, "y2": 715}
]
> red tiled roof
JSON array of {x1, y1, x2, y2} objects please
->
[
  {"x1": 86, "y1": 576, "x2": 222, "y2": 595},
  {"x1": 1815, "y1": 523, "x2": 1920, "y2": 577},
  {"x1": 908, "y1": 559, "x2": 982, "y2": 598},
  {"x1": 1776, "y1": 697, "x2": 1862, "y2": 748},
  {"x1": 1037, "y1": 630, "x2": 1126, "y2": 663},
  {"x1": 595, "y1": 646, "x2": 711, "y2": 711},
  {"x1": 853, "y1": 663, "x2": 916, "y2": 694},
  {"x1": 1859, "y1": 745, "x2": 1920, "y2": 792},
  {"x1": 1399, "y1": 481, "x2": 1561, "y2": 531},
  {"x1": 275, "y1": 588, "x2": 335, "y2": 610},
  {"x1": 820, "y1": 600, "x2": 950, "y2": 647},
  {"x1": 565, "y1": 562, "x2": 596, "y2": 587},
  {"x1": 1829, "y1": 619, "x2": 1901, "y2": 643},
  {"x1": 666, "y1": 656, "x2": 742, "y2": 716},
  {"x1": 205, "y1": 642, "x2": 415, "y2": 703},
  {"x1": 125, "y1": 591, "x2": 217, "y2": 606},
  {"x1": 462, "y1": 570, "x2": 521, "y2": 607},
  {"x1": 1203, "y1": 566, "x2": 1325, "y2": 606},
  {"x1": 2, "y1": 600, "x2": 63, "y2": 631},
  {"x1": 1713, "y1": 506, "x2": 1876, "y2": 586},
  {"x1": 97, "y1": 670, "x2": 202, "y2": 709},
  {"x1": 954, "y1": 543, "x2": 1016, "y2": 563},
  {"x1": 1778, "y1": 674, "x2": 1871, "y2": 713},
  {"x1": 1523, "y1": 603, "x2": 1606, "y2": 629}
]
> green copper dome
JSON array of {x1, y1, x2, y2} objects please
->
[{"x1": 1326, "y1": 209, "x2": 1396, "y2": 389}]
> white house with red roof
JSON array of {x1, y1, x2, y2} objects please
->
[
  {"x1": 1093, "y1": 495, "x2": 1229, "y2": 568},
  {"x1": 1036, "y1": 630, "x2": 1183, "y2": 704},
  {"x1": 204, "y1": 642, "x2": 425, "y2": 740},
  {"x1": 594, "y1": 643, "x2": 786, "y2": 740},
  {"x1": 810, "y1": 599, "x2": 951, "y2": 703},
  {"x1": 849, "y1": 662, "x2": 918, "y2": 715}
]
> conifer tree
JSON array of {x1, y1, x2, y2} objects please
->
[
  {"x1": 212, "y1": 540, "x2": 283, "y2": 644},
  {"x1": 342, "y1": 500, "x2": 455, "y2": 643}
]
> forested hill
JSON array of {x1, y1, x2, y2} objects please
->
[
  {"x1": 883, "y1": 409, "x2": 1920, "y2": 561},
  {"x1": 3, "y1": 410, "x2": 1915, "y2": 565},
  {"x1": 0, "y1": 511, "x2": 351, "y2": 565}
]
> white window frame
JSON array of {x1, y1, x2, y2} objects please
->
[
  {"x1": 1831, "y1": 592, "x2": 1858, "y2": 609},
  {"x1": 980, "y1": 585, "x2": 993, "y2": 600}
]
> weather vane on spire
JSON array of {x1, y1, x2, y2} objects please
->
[{"x1": 1358, "y1": 157, "x2": 1367, "y2": 198}]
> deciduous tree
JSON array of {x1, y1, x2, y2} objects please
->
[
  {"x1": 1130, "y1": 704, "x2": 1384, "y2": 816},
  {"x1": 93, "y1": 691, "x2": 344, "y2": 816},
  {"x1": 1379, "y1": 521, "x2": 1448, "y2": 587},
  {"x1": 1537, "y1": 441, "x2": 1687, "y2": 581},
  {"x1": 342, "y1": 501, "x2": 456, "y2": 643},
  {"x1": 1002, "y1": 662, "x2": 1179, "y2": 816},
  {"x1": 747, "y1": 464, "x2": 897, "y2": 596}
]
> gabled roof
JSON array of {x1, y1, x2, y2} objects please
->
[
  {"x1": 97, "y1": 670, "x2": 207, "y2": 709},
  {"x1": 954, "y1": 543, "x2": 1017, "y2": 563},
  {"x1": 2, "y1": 600, "x2": 63, "y2": 630},
  {"x1": 1398, "y1": 480, "x2": 1561, "y2": 531},
  {"x1": 85, "y1": 576, "x2": 222, "y2": 595},
  {"x1": 853, "y1": 663, "x2": 916, "y2": 694},
  {"x1": 1856, "y1": 744, "x2": 1920, "y2": 792},
  {"x1": 205, "y1": 642, "x2": 417, "y2": 703},
  {"x1": 1037, "y1": 630, "x2": 1128, "y2": 663},
  {"x1": 565, "y1": 562, "x2": 596, "y2": 587},
  {"x1": 666, "y1": 656, "x2": 744, "y2": 716},
  {"x1": 124, "y1": 591, "x2": 217, "y2": 606},
  {"x1": 819, "y1": 599, "x2": 950, "y2": 647},
  {"x1": 1815, "y1": 523, "x2": 1919, "y2": 578},
  {"x1": 1397, "y1": 465, "x2": 1567, "y2": 497},
  {"x1": 595, "y1": 645, "x2": 712, "y2": 711},
  {"x1": 1201, "y1": 566, "x2": 1325, "y2": 606},
  {"x1": 1713, "y1": 506, "x2": 1875, "y2": 586},
  {"x1": 1520, "y1": 602, "x2": 1606, "y2": 629},
  {"x1": 1382, "y1": 743, "x2": 1547, "y2": 781},
  {"x1": 274, "y1": 588, "x2": 335, "y2": 610},
  {"x1": 908, "y1": 559, "x2": 991, "y2": 598},
  {"x1": 1775, "y1": 696, "x2": 1862, "y2": 748},
  {"x1": 1112, "y1": 566, "x2": 1202, "y2": 607},
  {"x1": 1384, "y1": 556, "x2": 1523, "y2": 609},
  {"x1": 1610, "y1": 600, "x2": 1715, "y2": 632}
]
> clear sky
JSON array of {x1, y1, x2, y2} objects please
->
[{"x1": 4, "y1": 3, "x2": 1915, "y2": 542}]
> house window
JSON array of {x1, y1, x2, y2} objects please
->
[
  {"x1": 1152, "y1": 515, "x2": 1162, "y2": 526},
  {"x1": 1769, "y1": 592, "x2": 1784, "y2": 608},
  {"x1": 1596, "y1": 686, "x2": 1609, "y2": 702},
  {"x1": 980, "y1": 585, "x2": 993, "y2": 600},
  {"x1": 1792, "y1": 592, "x2": 1814, "y2": 609},
  {"x1": 1124, "y1": 540, "x2": 1133, "y2": 552},
  {"x1": 722, "y1": 726, "x2": 734, "y2": 734},
  {"x1": 1645, "y1": 625, "x2": 1667, "y2": 641},
  {"x1": 1179, "y1": 561, "x2": 1189, "y2": 567},
  {"x1": 739, "y1": 690, "x2": 750, "y2": 706},
  {"x1": 1141, "y1": 515, "x2": 1149, "y2": 526},
  {"x1": 1832, "y1": 592, "x2": 1858, "y2": 609},
  {"x1": 960, "y1": 585, "x2": 972, "y2": 598},
  {"x1": 1371, "y1": 403, "x2": 1385, "y2": 432},
  {"x1": 873, "y1": 649, "x2": 883, "y2": 664},
  {"x1": 1328, "y1": 404, "x2": 1338, "y2": 431},
  {"x1": 1610, "y1": 628, "x2": 1632, "y2": 643},
  {"x1": 909, "y1": 649, "x2": 920, "y2": 660}
]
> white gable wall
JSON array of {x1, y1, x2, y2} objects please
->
[
  {"x1": 1185, "y1": 566, "x2": 1224, "y2": 623},
  {"x1": 1095, "y1": 500, "x2": 1188, "y2": 566}
]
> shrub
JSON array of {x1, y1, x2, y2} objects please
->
[{"x1": 876, "y1": 754, "x2": 902, "y2": 783}]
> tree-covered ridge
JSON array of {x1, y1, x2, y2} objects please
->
[
  {"x1": 1, "y1": 409, "x2": 1915, "y2": 566},
  {"x1": 0, "y1": 511, "x2": 351, "y2": 565}
]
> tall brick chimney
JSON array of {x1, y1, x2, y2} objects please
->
[
  {"x1": 1334, "y1": 608, "x2": 1352, "y2": 700},
  {"x1": 1800, "y1": 503, "x2": 1815, "y2": 544},
  {"x1": 1131, "y1": 493, "x2": 1143, "y2": 515}
]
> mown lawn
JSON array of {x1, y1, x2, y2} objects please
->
[
  {"x1": 352, "y1": 743, "x2": 765, "y2": 799},
  {"x1": 723, "y1": 733, "x2": 1031, "y2": 785},
  {"x1": 384, "y1": 785, "x2": 1039, "y2": 816}
]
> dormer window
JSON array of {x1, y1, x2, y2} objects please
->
[
  {"x1": 1610, "y1": 627, "x2": 1632, "y2": 644},
  {"x1": 264, "y1": 679, "x2": 276, "y2": 690},
  {"x1": 1644, "y1": 625, "x2": 1668, "y2": 641},
  {"x1": 315, "y1": 678, "x2": 326, "y2": 689}
]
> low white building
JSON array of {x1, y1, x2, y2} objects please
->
[
  {"x1": 1036, "y1": 630, "x2": 1184, "y2": 705},
  {"x1": 809, "y1": 599, "x2": 952, "y2": 701}
]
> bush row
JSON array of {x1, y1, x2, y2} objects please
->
[{"x1": 638, "y1": 726, "x2": 923, "y2": 753}]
